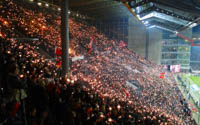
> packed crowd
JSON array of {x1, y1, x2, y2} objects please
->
[{"x1": 0, "y1": 0, "x2": 197, "y2": 124}]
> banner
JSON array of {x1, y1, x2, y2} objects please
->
[
  {"x1": 72, "y1": 56, "x2": 84, "y2": 62},
  {"x1": 170, "y1": 65, "x2": 181, "y2": 73}
]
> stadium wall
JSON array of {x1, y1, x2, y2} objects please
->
[
  {"x1": 128, "y1": 16, "x2": 162, "y2": 64},
  {"x1": 148, "y1": 28, "x2": 162, "y2": 64},
  {"x1": 128, "y1": 16, "x2": 146, "y2": 57}
]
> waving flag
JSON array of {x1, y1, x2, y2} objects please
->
[
  {"x1": 88, "y1": 36, "x2": 94, "y2": 54},
  {"x1": 55, "y1": 47, "x2": 62, "y2": 56},
  {"x1": 160, "y1": 72, "x2": 165, "y2": 79},
  {"x1": 123, "y1": 88, "x2": 130, "y2": 97}
]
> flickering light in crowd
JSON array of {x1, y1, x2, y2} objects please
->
[
  {"x1": 19, "y1": 45, "x2": 23, "y2": 49},
  {"x1": 100, "y1": 114, "x2": 104, "y2": 118},
  {"x1": 3, "y1": 21, "x2": 8, "y2": 26},
  {"x1": 19, "y1": 74, "x2": 24, "y2": 78},
  {"x1": 1, "y1": 1, "x2": 195, "y2": 124},
  {"x1": 117, "y1": 105, "x2": 121, "y2": 109},
  {"x1": 0, "y1": 32, "x2": 4, "y2": 38},
  {"x1": 37, "y1": 2, "x2": 42, "y2": 6},
  {"x1": 45, "y1": 3, "x2": 49, "y2": 7},
  {"x1": 68, "y1": 11, "x2": 71, "y2": 14},
  {"x1": 7, "y1": 50, "x2": 11, "y2": 54},
  {"x1": 58, "y1": 8, "x2": 61, "y2": 11},
  {"x1": 29, "y1": 0, "x2": 34, "y2": 2},
  {"x1": 42, "y1": 25, "x2": 46, "y2": 29},
  {"x1": 69, "y1": 48, "x2": 72, "y2": 54},
  {"x1": 108, "y1": 118, "x2": 112, "y2": 122}
]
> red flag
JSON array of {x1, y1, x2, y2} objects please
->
[
  {"x1": 160, "y1": 75, "x2": 164, "y2": 79},
  {"x1": 88, "y1": 36, "x2": 94, "y2": 54},
  {"x1": 55, "y1": 47, "x2": 62, "y2": 56},
  {"x1": 119, "y1": 40, "x2": 127, "y2": 48},
  {"x1": 10, "y1": 102, "x2": 20, "y2": 117},
  {"x1": 160, "y1": 72, "x2": 165, "y2": 79},
  {"x1": 0, "y1": 32, "x2": 5, "y2": 38},
  {"x1": 123, "y1": 88, "x2": 129, "y2": 97},
  {"x1": 56, "y1": 60, "x2": 61, "y2": 68},
  {"x1": 56, "y1": 87, "x2": 61, "y2": 95}
]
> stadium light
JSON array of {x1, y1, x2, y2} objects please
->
[
  {"x1": 193, "y1": 38, "x2": 197, "y2": 40},
  {"x1": 144, "y1": 21, "x2": 149, "y2": 25},
  {"x1": 189, "y1": 23, "x2": 198, "y2": 28},
  {"x1": 147, "y1": 25, "x2": 156, "y2": 29}
]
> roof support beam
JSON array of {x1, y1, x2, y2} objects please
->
[
  {"x1": 128, "y1": 0, "x2": 152, "y2": 8},
  {"x1": 73, "y1": 1, "x2": 121, "y2": 11},
  {"x1": 154, "y1": 7, "x2": 193, "y2": 22},
  {"x1": 138, "y1": 6, "x2": 155, "y2": 15},
  {"x1": 152, "y1": 0, "x2": 200, "y2": 16},
  {"x1": 139, "y1": 11, "x2": 189, "y2": 26},
  {"x1": 138, "y1": 6, "x2": 193, "y2": 22},
  {"x1": 147, "y1": 24, "x2": 175, "y2": 33}
]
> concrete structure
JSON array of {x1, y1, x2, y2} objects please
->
[
  {"x1": 128, "y1": 16, "x2": 162, "y2": 64},
  {"x1": 128, "y1": 16, "x2": 146, "y2": 57},
  {"x1": 148, "y1": 28, "x2": 162, "y2": 64},
  {"x1": 161, "y1": 29, "x2": 192, "y2": 71}
]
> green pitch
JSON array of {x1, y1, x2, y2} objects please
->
[{"x1": 189, "y1": 75, "x2": 200, "y2": 88}]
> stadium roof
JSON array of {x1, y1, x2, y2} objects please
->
[{"x1": 40, "y1": 0, "x2": 200, "y2": 31}]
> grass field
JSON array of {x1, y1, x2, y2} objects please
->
[
  {"x1": 189, "y1": 75, "x2": 200, "y2": 88},
  {"x1": 178, "y1": 74, "x2": 200, "y2": 124}
]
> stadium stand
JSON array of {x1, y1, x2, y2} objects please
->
[{"x1": 0, "y1": 0, "x2": 197, "y2": 124}]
